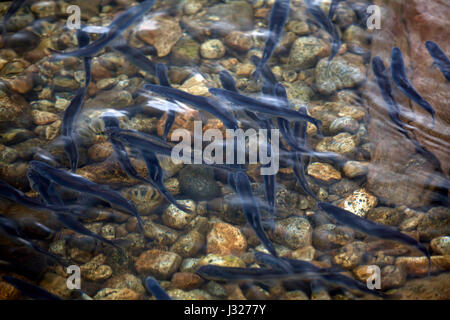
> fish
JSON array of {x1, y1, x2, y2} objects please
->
[
  {"x1": 233, "y1": 170, "x2": 278, "y2": 257},
  {"x1": 305, "y1": 0, "x2": 341, "y2": 61},
  {"x1": 144, "y1": 276, "x2": 172, "y2": 300},
  {"x1": 144, "y1": 84, "x2": 240, "y2": 130},
  {"x1": 291, "y1": 151, "x2": 318, "y2": 200},
  {"x1": 62, "y1": 87, "x2": 87, "y2": 172},
  {"x1": 76, "y1": 28, "x2": 92, "y2": 88},
  {"x1": 252, "y1": 0, "x2": 291, "y2": 80},
  {"x1": 2, "y1": 0, "x2": 26, "y2": 37},
  {"x1": 28, "y1": 161, "x2": 145, "y2": 233},
  {"x1": 155, "y1": 63, "x2": 176, "y2": 141},
  {"x1": 109, "y1": 127, "x2": 241, "y2": 173},
  {"x1": 425, "y1": 41, "x2": 450, "y2": 81},
  {"x1": 0, "y1": 179, "x2": 80, "y2": 215},
  {"x1": 250, "y1": 56, "x2": 278, "y2": 86},
  {"x1": 317, "y1": 201, "x2": 431, "y2": 276},
  {"x1": 27, "y1": 168, "x2": 64, "y2": 206},
  {"x1": 196, "y1": 265, "x2": 325, "y2": 282},
  {"x1": 219, "y1": 70, "x2": 277, "y2": 221},
  {"x1": 253, "y1": 251, "x2": 294, "y2": 273},
  {"x1": 372, "y1": 56, "x2": 442, "y2": 170},
  {"x1": 2, "y1": 276, "x2": 63, "y2": 300},
  {"x1": 0, "y1": 215, "x2": 64, "y2": 266},
  {"x1": 328, "y1": 0, "x2": 345, "y2": 19},
  {"x1": 391, "y1": 47, "x2": 435, "y2": 122},
  {"x1": 111, "y1": 37, "x2": 156, "y2": 76},
  {"x1": 140, "y1": 149, "x2": 192, "y2": 213},
  {"x1": 208, "y1": 88, "x2": 323, "y2": 131},
  {"x1": 371, "y1": 57, "x2": 413, "y2": 141},
  {"x1": 55, "y1": 212, "x2": 124, "y2": 252},
  {"x1": 50, "y1": 0, "x2": 156, "y2": 59}
]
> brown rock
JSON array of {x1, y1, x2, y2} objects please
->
[
  {"x1": 206, "y1": 222, "x2": 247, "y2": 255},
  {"x1": 307, "y1": 162, "x2": 342, "y2": 184},
  {"x1": 395, "y1": 255, "x2": 450, "y2": 276},
  {"x1": 171, "y1": 272, "x2": 204, "y2": 290},
  {"x1": 137, "y1": 15, "x2": 182, "y2": 57},
  {"x1": 135, "y1": 249, "x2": 181, "y2": 279},
  {"x1": 94, "y1": 288, "x2": 140, "y2": 300},
  {"x1": 387, "y1": 273, "x2": 450, "y2": 300}
]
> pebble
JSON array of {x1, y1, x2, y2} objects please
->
[
  {"x1": 39, "y1": 272, "x2": 72, "y2": 299},
  {"x1": 332, "y1": 241, "x2": 367, "y2": 270},
  {"x1": 0, "y1": 145, "x2": 18, "y2": 164},
  {"x1": 165, "y1": 288, "x2": 212, "y2": 300},
  {"x1": 162, "y1": 201, "x2": 197, "y2": 230},
  {"x1": 339, "y1": 188, "x2": 378, "y2": 218},
  {"x1": 197, "y1": 254, "x2": 245, "y2": 268},
  {"x1": 417, "y1": 206, "x2": 450, "y2": 241},
  {"x1": 87, "y1": 142, "x2": 113, "y2": 162},
  {"x1": 286, "y1": 20, "x2": 311, "y2": 36},
  {"x1": 81, "y1": 255, "x2": 113, "y2": 282},
  {"x1": 171, "y1": 272, "x2": 204, "y2": 290},
  {"x1": 329, "y1": 116, "x2": 360, "y2": 134},
  {"x1": 430, "y1": 236, "x2": 450, "y2": 255},
  {"x1": 94, "y1": 288, "x2": 140, "y2": 300},
  {"x1": 171, "y1": 230, "x2": 205, "y2": 258},
  {"x1": 135, "y1": 249, "x2": 182, "y2": 279},
  {"x1": 31, "y1": 110, "x2": 59, "y2": 126},
  {"x1": 288, "y1": 36, "x2": 330, "y2": 69},
  {"x1": 200, "y1": 39, "x2": 226, "y2": 59},
  {"x1": 316, "y1": 132, "x2": 359, "y2": 156},
  {"x1": 104, "y1": 273, "x2": 146, "y2": 297},
  {"x1": 224, "y1": 31, "x2": 254, "y2": 52},
  {"x1": 307, "y1": 162, "x2": 342, "y2": 185},
  {"x1": 137, "y1": 15, "x2": 182, "y2": 57},
  {"x1": 121, "y1": 184, "x2": 165, "y2": 216},
  {"x1": 143, "y1": 220, "x2": 179, "y2": 246},
  {"x1": 315, "y1": 54, "x2": 366, "y2": 95},
  {"x1": 178, "y1": 166, "x2": 221, "y2": 201},
  {"x1": 271, "y1": 217, "x2": 312, "y2": 250},
  {"x1": 395, "y1": 256, "x2": 450, "y2": 276},
  {"x1": 387, "y1": 273, "x2": 450, "y2": 300},
  {"x1": 366, "y1": 207, "x2": 405, "y2": 227},
  {"x1": 171, "y1": 36, "x2": 200, "y2": 66},
  {"x1": 343, "y1": 161, "x2": 368, "y2": 178},
  {"x1": 206, "y1": 222, "x2": 248, "y2": 255},
  {"x1": 313, "y1": 224, "x2": 355, "y2": 251}
]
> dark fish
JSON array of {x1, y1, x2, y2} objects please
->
[
  {"x1": 0, "y1": 215, "x2": 64, "y2": 266},
  {"x1": 62, "y1": 87, "x2": 87, "y2": 172},
  {"x1": 291, "y1": 152, "x2": 317, "y2": 200},
  {"x1": 111, "y1": 37, "x2": 156, "y2": 76},
  {"x1": 2, "y1": 276, "x2": 62, "y2": 300},
  {"x1": 425, "y1": 41, "x2": 450, "y2": 81},
  {"x1": 305, "y1": 0, "x2": 341, "y2": 61},
  {"x1": 250, "y1": 56, "x2": 278, "y2": 86},
  {"x1": 2, "y1": 0, "x2": 26, "y2": 36},
  {"x1": 76, "y1": 28, "x2": 92, "y2": 88},
  {"x1": 391, "y1": 47, "x2": 435, "y2": 122},
  {"x1": 233, "y1": 171, "x2": 278, "y2": 257},
  {"x1": 27, "y1": 168, "x2": 64, "y2": 206},
  {"x1": 155, "y1": 63, "x2": 176, "y2": 141},
  {"x1": 0, "y1": 179, "x2": 73, "y2": 214},
  {"x1": 328, "y1": 0, "x2": 345, "y2": 19},
  {"x1": 55, "y1": 212, "x2": 123, "y2": 251},
  {"x1": 144, "y1": 84, "x2": 239, "y2": 130},
  {"x1": 140, "y1": 149, "x2": 192, "y2": 213},
  {"x1": 254, "y1": 251, "x2": 294, "y2": 273},
  {"x1": 28, "y1": 161, "x2": 145, "y2": 233},
  {"x1": 208, "y1": 88, "x2": 323, "y2": 131},
  {"x1": 196, "y1": 265, "x2": 323, "y2": 281},
  {"x1": 109, "y1": 127, "x2": 240, "y2": 173},
  {"x1": 318, "y1": 201, "x2": 431, "y2": 276},
  {"x1": 144, "y1": 276, "x2": 172, "y2": 300},
  {"x1": 371, "y1": 57, "x2": 412, "y2": 140},
  {"x1": 252, "y1": 0, "x2": 291, "y2": 80},
  {"x1": 50, "y1": 0, "x2": 156, "y2": 59}
]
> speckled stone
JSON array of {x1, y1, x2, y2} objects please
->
[
  {"x1": 313, "y1": 224, "x2": 355, "y2": 251},
  {"x1": 339, "y1": 188, "x2": 378, "y2": 218},
  {"x1": 430, "y1": 236, "x2": 450, "y2": 255},
  {"x1": 307, "y1": 162, "x2": 342, "y2": 185},
  {"x1": 197, "y1": 254, "x2": 245, "y2": 268},
  {"x1": 333, "y1": 241, "x2": 367, "y2": 270},
  {"x1": 206, "y1": 222, "x2": 247, "y2": 255},
  {"x1": 271, "y1": 217, "x2": 312, "y2": 250},
  {"x1": 135, "y1": 249, "x2": 182, "y2": 279},
  {"x1": 162, "y1": 201, "x2": 197, "y2": 230},
  {"x1": 94, "y1": 288, "x2": 140, "y2": 300},
  {"x1": 171, "y1": 230, "x2": 205, "y2": 258}
]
